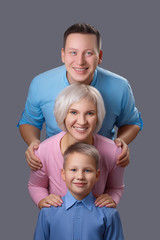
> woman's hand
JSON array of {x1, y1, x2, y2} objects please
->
[
  {"x1": 38, "y1": 194, "x2": 63, "y2": 209},
  {"x1": 94, "y1": 194, "x2": 116, "y2": 208}
]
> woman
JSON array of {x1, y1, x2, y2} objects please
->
[{"x1": 28, "y1": 84, "x2": 124, "y2": 209}]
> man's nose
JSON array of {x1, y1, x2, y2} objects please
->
[{"x1": 76, "y1": 53, "x2": 86, "y2": 65}]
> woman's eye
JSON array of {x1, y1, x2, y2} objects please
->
[
  {"x1": 87, "y1": 112, "x2": 94, "y2": 116},
  {"x1": 70, "y1": 111, "x2": 77, "y2": 115}
]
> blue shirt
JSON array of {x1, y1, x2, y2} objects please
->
[
  {"x1": 34, "y1": 191, "x2": 124, "y2": 240},
  {"x1": 18, "y1": 65, "x2": 143, "y2": 139}
]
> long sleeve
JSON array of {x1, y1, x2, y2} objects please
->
[
  {"x1": 34, "y1": 209, "x2": 50, "y2": 240},
  {"x1": 28, "y1": 168, "x2": 49, "y2": 206},
  {"x1": 104, "y1": 209, "x2": 124, "y2": 240},
  {"x1": 104, "y1": 147, "x2": 125, "y2": 205}
]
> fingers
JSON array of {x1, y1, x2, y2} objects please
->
[
  {"x1": 48, "y1": 194, "x2": 63, "y2": 207},
  {"x1": 25, "y1": 141, "x2": 42, "y2": 170},
  {"x1": 116, "y1": 147, "x2": 130, "y2": 167},
  {"x1": 39, "y1": 195, "x2": 63, "y2": 209},
  {"x1": 95, "y1": 195, "x2": 116, "y2": 208},
  {"x1": 115, "y1": 138, "x2": 130, "y2": 168}
]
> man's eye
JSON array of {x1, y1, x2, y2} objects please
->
[
  {"x1": 70, "y1": 51, "x2": 76, "y2": 55},
  {"x1": 86, "y1": 52, "x2": 92, "y2": 56}
]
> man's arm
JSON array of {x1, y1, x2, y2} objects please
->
[
  {"x1": 19, "y1": 124, "x2": 42, "y2": 170},
  {"x1": 19, "y1": 124, "x2": 40, "y2": 145},
  {"x1": 117, "y1": 124, "x2": 140, "y2": 144},
  {"x1": 115, "y1": 124, "x2": 140, "y2": 167}
]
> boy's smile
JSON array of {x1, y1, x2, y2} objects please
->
[{"x1": 61, "y1": 152, "x2": 100, "y2": 200}]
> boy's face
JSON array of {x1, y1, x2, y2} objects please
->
[
  {"x1": 61, "y1": 152, "x2": 100, "y2": 200},
  {"x1": 61, "y1": 33, "x2": 103, "y2": 85}
]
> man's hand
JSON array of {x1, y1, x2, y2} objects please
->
[
  {"x1": 38, "y1": 194, "x2": 63, "y2": 209},
  {"x1": 114, "y1": 138, "x2": 130, "y2": 167},
  {"x1": 25, "y1": 140, "x2": 42, "y2": 170},
  {"x1": 94, "y1": 194, "x2": 116, "y2": 208}
]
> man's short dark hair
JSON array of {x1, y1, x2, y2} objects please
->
[{"x1": 63, "y1": 23, "x2": 102, "y2": 51}]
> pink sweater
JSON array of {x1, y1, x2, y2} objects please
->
[{"x1": 28, "y1": 132, "x2": 125, "y2": 206}]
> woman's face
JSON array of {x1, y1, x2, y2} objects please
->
[{"x1": 65, "y1": 98, "x2": 97, "y2": 143}]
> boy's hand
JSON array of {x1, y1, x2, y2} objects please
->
[
  {"x1": 114, "y1": 138, "x2": 130, "y2": 167},
  {"x1": 25, "y1": 140, "x2": 42, "y2": 170},
  {"x1": 94, "y1": 194, "x2": 116, "y2": 208},
  {"x1": 38, "y1": 194, "x2": 63, "y2": 209}
]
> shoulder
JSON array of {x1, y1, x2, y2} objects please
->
[
  {"x1": 94, "y1": 134, "x2": 121, "y2": 160},
  {"x1": 94, "y1": 134, "x2": 118, "y2": 151},
  {"x1": 101, "y1": 206, "x2": 120, "y2": 220},
  {"x1": 32, "y1": 65, "x2": 66, "y2": 83},
  {"x1": 35, "y1": 132, "x2": 65, "y2": 156},
  {"x1": 40, "y1": 205, "x2": 61, "y2": 221},
  {"x1": 96, "y1": 67, "x2": 129, "y2": 90},
  {"x1": 29, "y1": 65, "x2": 66, "y2": 92}
]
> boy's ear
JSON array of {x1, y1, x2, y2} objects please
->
[
  {"x1": 95, "y1": 169, "x2": 100, "y2": 182},
  {"x1": 61, "y1": 169, "x2": 66, "y2": 181}
]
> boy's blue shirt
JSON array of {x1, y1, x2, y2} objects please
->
[{"x1": 34, "y1": 191, "x2": 124, "y2": 240}]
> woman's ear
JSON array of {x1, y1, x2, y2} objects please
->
[{"x1": 61, "y1": 169, "x2": 66, "y2": 181}]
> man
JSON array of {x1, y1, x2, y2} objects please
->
[{"x1": 18, "y1": 23, "x2": 142, "y2": 170}]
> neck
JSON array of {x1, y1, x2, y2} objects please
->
[{"x1": 60, "y1": 133, "x2": 94, "y2": 154}]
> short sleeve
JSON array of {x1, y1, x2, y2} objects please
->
[
  {"x1": 17, "y1": 77, "x2": 45, "y2": 129},
  {"x1": 116, "y1": 82, "x2": 143, "y2": 130}
]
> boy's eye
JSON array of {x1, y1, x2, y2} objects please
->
[
  {"x1": 71, "y1": 169, "x2": 76, "y2": 172},
  {"x1": 85, "y1": 169, "x2": 91, "y2": 172}
]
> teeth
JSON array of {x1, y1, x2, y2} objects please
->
[
  {"x1": 74, "y1": 127, "x2": 87, "y2": 131},
  {"x1": 74, "y1": 68, "x2": 87, "y2": 72}
]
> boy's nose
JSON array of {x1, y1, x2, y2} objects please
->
[{"x1": 77, "y1": 170, "x2": 84, "y2": 179}]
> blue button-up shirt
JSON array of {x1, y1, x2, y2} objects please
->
[{"x1": 34, "y1": 191, "x2": 124, "y2": 240}]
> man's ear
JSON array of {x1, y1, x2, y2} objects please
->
[
  {"x1": 61, "y1": 169, "x2": 66, "y2": 181},
  {"x1": 61, "y1": 48, "x2": 65, "y2": 63},
  {"x1": 98, "y1": 50, "x2": 103, "y2": 64}
]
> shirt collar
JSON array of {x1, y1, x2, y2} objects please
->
[{"x1": 65, "y1": 191, "x2": 95, "y2": 212}]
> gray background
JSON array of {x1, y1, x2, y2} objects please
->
[{"x1": 1, "y1": 0, "x2": 159, "y2": 239}]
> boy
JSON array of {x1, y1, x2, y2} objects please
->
[{"x1": 34, "y1": 142, "x2": 124, "y2": 240}]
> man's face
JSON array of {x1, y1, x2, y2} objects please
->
[
  {"x1": 61, "y1": 33, "x2": 103, "y2": 85},
  {"x1": 61, "y1": 152, "x2": 100, "y2": 200}
]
